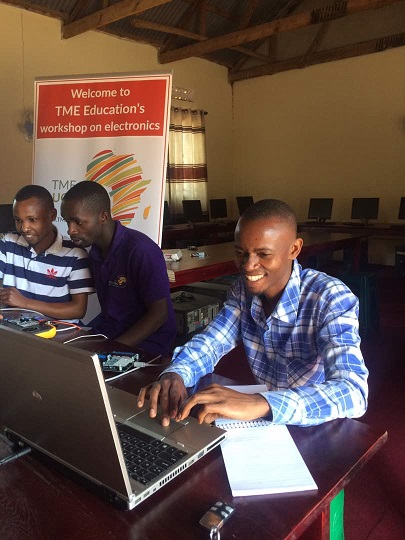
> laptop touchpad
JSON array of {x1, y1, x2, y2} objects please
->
[{"x1": 125, "y1": 409, "x2": 188, "y2": 437}]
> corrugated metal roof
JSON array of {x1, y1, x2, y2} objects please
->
[{"x1": 6, "y1": 0, "x2": 405, "y2": 81}]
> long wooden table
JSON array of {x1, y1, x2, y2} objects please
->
[
  {"x1": 298, "y1": 221, "x2": 405, "y2": 239},
  {"x1": 167, "y1": 231, "x2": 370, "y2": 288},
  {"x1": 162, "y1": 221, "x2": 236, "y2": 249},
  {"x1": 0, "y1": 331, "x2": 387, "y2": 539}
]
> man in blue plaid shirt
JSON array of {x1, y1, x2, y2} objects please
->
[{"x1": 139, "y1": 199, "x2": 368, "y2": 427}]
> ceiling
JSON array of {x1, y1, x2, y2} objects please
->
[{"x1": 4, "y1": 0, "x2": 405, "y2": 82}]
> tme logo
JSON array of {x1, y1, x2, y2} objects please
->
[{"x1": 32, "y1": 390, "x2": 43, "y2": 403}]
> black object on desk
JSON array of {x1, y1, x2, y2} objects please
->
[
  {"x1": 0, "y1": 204, "x2": 15, "y2": 233},
  {"x1": 307, "y1": 198, "x2": 334, "y2": 223}
]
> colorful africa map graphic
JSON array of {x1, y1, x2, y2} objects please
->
[{"x1": 85, "y1": 149, "x2": 151, "y2": 226}]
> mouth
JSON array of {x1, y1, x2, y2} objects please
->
[{"x1": 245, "y1": 274, "x2": 265, "y2": 283}]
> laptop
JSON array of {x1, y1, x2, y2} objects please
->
[{"x1": 0, "y1": 325, "x2": 226, "y2": 509}]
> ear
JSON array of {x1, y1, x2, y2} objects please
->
[
  {"x1": 289, "y1": 237, "x2": 303, "y2": 260},
  {"x1": 100, "y1": 211, "x2": 109, "y2": 224},
  {"x1": 51, "y1": 208, "x2": 57, "y2": 222}
]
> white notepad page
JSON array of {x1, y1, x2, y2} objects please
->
[{"x1": 215, "y1": 386, "x2": 318, "y2": 497}]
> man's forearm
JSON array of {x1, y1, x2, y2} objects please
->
[{"x1": 15, "y1": 295, "x2": 87, "y2": 320}]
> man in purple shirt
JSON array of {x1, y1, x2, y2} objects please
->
[{"x1": 61, "y1": 181, "x2": 176, "y2": 356}]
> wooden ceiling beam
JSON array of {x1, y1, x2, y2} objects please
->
[
  {"x1": 131, "y1": 18, "x2": 268, "y2": 61},
  {"x1": 198, "y1": 0, "x2": 207, "y2": 36},
  {"x1": 67, "y1": 0, "x2": 88, "y2": 23},
  {"x1": 230, "y1": 0, "x2": 301, "y2": 73},
  {"x1": 229, "y1": 32, "x2": 405, "y2": 82},
  {"x1": 62, "y1": 0, "x2": 172, "y2": 39},
  {"x1": 159, "y1": 0, "x2": 402, "y2": 63},
  {"x1": 159, "y1": 1, "x2": 197, "y2": 54},
  {"x1": 238, "y1": 0, "x2": 259, "y2": 30},
  {"x1": 132, "y1": 17, "x2": 205, "y2": 40},
  {"x1": 299, "y1": 21, "x2": 331, "y2": 67}
]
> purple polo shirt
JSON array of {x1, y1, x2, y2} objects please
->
[{"x1": 89, "y1": 221, "x2": 176, "y2": 355}]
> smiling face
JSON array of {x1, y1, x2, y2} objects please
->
[
  {"x1": 234, "y1": 216, "x2": 303, "y2": 301},
  {"x1": 13, "y1": 197, "x2": 57, "y2": 254}
]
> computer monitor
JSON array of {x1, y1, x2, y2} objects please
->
[
  {"x1": 398, "y1": 197, "x2": 405, "y2": 220},
  {"x1": 351, "y1": 198, "x2": 379, "y2": 225},
  {"x1": 0, "y1": 204, "x2": 15, "y2": 233},
  {"x1": 182, "y1": 199, "x2": 204, "y2": 223},
  {"x1": 236, "y1": 196, "x2": 254, "y2": 216},
  {"x1": 307, "y1": 198, "x2": 333, "y2": 223},
  {"x1": 209, "y1": 199, "x2": 227, "y2": 220},
  {"x1": 163, "y1": 201, "x2": 172, "y2": 226}
]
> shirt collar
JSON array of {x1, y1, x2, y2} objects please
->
[
  {"x1": 90, "y1": 221, "x2": 123, "y2": 261},
  {"x1": 251, "y1": 259, "x2": 301, "y2": 325},
  {"x1": 16, "y1": 227, "x2": 62, "y2": 256},
  {"x1": 272, "y1": 259, "x2": 301, "y2": 324}
]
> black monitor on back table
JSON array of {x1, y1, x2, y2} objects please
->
[{"x1": 307, "y1": 198, "x2": 334, "y2": 223}]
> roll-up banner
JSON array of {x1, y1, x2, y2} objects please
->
[{"x1": 33, "y1": 71, "x2": 172, "y2": 245}]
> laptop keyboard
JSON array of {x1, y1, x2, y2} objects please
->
[{"x1": 117, "y1": 424, "x2": 187, "y2": 485}]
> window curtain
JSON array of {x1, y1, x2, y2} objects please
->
[{"x1": 166, "y1": 107, "x2": 208, "y2": 220}]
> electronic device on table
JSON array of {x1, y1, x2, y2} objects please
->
[
  {"x1": 0, "y1": 324, "x2": 226, "y2": 510},
  {"x1": 307, "y1": 198, "x2": 334, "y2": 224},
  {"x1": 182, "y1": 199, "x2": 206, "y2": 223},
  {"x1": 350, "y1": 197, "x2": 379, "y2": 225},
  {"x1": 209, "y1": 198, "x2": 228, "y2": 220},
  {"x1": 98, "y1": 351, "x2": 142, "y2": 373},
  {"x1": 236, "y1": 196, "x2": 254, "y2": 216},
  {"x1": 0, "y1": 315, "x2": 56, "y2": 338}
]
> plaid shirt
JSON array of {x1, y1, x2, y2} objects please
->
[{"x1": 164, "y1": 260, "x2": 368, "y2": 426}]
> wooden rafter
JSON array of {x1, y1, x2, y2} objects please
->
[
  {"x1": 159, "y1": 0, "x2": 197, "y2": 54},
  {"x1": 229, "y1": 32, "x2": 405, "y2": 82},
  {"x1": 159, "y1": 0, "x2": 403, "y2": 64},
  {"x1": 299, "y1": 22, "x2": 331, "y2": 67},
  {"x1": 67, "y1": 0, "x2": 88, "y2": 23},
  {"x1": 230, "y1": 0, "x2": 302, "y2": 73},
  {"x1": 62, "y1": 0, "x2": 173, "y2": 39},
  {"x1": 131, "y1": 18, "x2": 269, "y2": 61},
  {"x1": 238, "y1": 0, "x2": 259, "y2": 30},
  {"x1": 198, "y1": 0, "x2": 207, "y2": 36}
]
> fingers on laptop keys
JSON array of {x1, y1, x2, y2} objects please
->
[{"x1": 138, "y1": 374, "x2": 188, "y2": 426}]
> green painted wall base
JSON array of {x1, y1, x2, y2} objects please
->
[{"x1": 330, "y1": 490, "x2": 345, "y2": 540}]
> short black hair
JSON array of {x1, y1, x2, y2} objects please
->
[
  {"x1": 14, "y1": 185, "x2": 54, "y2": 211},
  {"x1": 62, "y1": 181, "x2": 111, "y2": 214},
  {"x1": 240, "y1": 199, "x2": 297, "y2": 234}
]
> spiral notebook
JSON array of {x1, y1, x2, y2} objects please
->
[{"x1": 215, "y1": 386, "x2": 318, "y2": 497}]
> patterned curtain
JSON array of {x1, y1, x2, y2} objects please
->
[{"x1": 166, "y1": 107, "x2": 208, "y2": 220}]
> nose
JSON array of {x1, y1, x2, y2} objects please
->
[
  {"x1": 241, "y1": 253, "x2": 260, "y2": 271},
  {"x1": 67, "y1": 222, "x2": 77, "y2": 236},
  {"x1": 20, "y1": 221, "x2": 30, "y2": 232}
]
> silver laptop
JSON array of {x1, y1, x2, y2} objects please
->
[{"x1": 0, "y1": 325, "x2": 226, "y2": 509}]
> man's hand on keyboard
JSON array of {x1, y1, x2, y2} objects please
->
[{"x1": 138, "y1": 373, "x2": 188, "y2": 427}]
